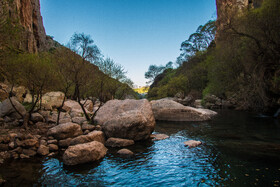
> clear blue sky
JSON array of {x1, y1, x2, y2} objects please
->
[{"x1": 40, "y1": 0, "x2": 216, "y2": 87}]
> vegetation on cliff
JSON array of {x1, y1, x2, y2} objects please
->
[
  {"x1": 0, "y1": 1, "x2": 137, "y2": 126},
  {"x1": 147, "y1": 0, "x2": 280, "y2": 111}
]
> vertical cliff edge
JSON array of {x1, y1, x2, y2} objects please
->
[
  {"x1": 1, "y1": 0, "x2": 53, "y2": 53},
  {"x1": 215, "y1": 0, "x2": 264, "y2": 39}
]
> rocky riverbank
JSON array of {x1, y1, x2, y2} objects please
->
[{"x1": 0, "y1": 87, "x2": 216, "y2": 168}]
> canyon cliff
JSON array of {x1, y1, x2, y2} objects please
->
[
  {"x1": 215, "y1": 0, "x2": 264, "y2": 39},
  {"x1": 1, "y1": 0, "x2": 53, "y2": 53}
]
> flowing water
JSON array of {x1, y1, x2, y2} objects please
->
[{"x1": 1, "y1": 110, "x2": 280, "y2": 186}]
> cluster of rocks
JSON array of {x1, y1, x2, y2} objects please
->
[
  {"x1": 0, "y1": 131, "x2": 58, "y2": 160},
  {"x1": 1, "y1": 85, "x2": 215, "y2": 166},
  {"x1": 203, "y1": 94, "x2": 237, "y2": 109}
]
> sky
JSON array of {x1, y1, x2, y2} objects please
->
[{"x1": 40, "y1": 0, "x2": 216, "y2": 87}]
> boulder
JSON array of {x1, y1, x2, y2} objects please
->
[
  {"x1": 105, "y1": 138, "x2": 134, "y2": 147},
  {"x1": 48, "y1": 144, "x2": 58, "y2": 151},
  {"x1": 194, "y1": 100, "x2": 203, "y2": 108},
  {"x1": 40, "y1": 140, "x2": 47, "y2": 146},
  {"x1": 63, "y1": 100, "x2": 91, "y2": 114},
  {"x1": 95, "y1": 125, "x2": 102, "y2": 131},
  {"x1": 70, "y1": 131, "x2": 105, "y2": 145},
  {"x1": 0, "y1": 97, "x2": 26, "y2": 119},
  {"x1": 58, "y1": 138, "x2": 72, "y2": 147},
  {"x1": 150, "y1": 134, "x2": 169, "y2": 141},
  {"x1": 19, "y1": 139, "x2": 39, "y2": 148},
  {"x1": 20, "y1": 154, "x2": 30, "y2": 159},
  {"x1": 63, "y1": 141, "x2": 107, "y2": 165},
  {"x1": 173, "y1": 96, "x2": 195, "y2": 106},
  {"x1": 31, "y1": 113, "x2": 44, "y2": 123},
  {"x1": 82, "y1": 123, "x2": 95, "y2": 131},
  {"x1": 72, "y1": 117, "x2": 86, "y2": 125},
  {"x1": 95, "y1": 99, "x2": 155, "y2": 141},
  {"x1": 47, "y1": 139, "x2": 57, "y2": 144},
  {"x1": 184, "y1": 140, "x2": 202, "y2": 148},
  {"x1": 47, "y1": 122, "x2": 83, "y2": 140},
  {"x1": 41, "y1": 92, "x2": 65, "y2": 110},
  {"x1": 13, "y1": 86, "x2": 28, "y2": 103},
  {"x1": 22, "y1": 149, "x2": 37, "y2": 157},
  {"x1": 150, "y1": 99, "x2": 217, "y2": 121},
  {"x1": 0, "y1": 83, "x2": 8, "y2": 101},
  {"x1": 37, "y1": 145, "x2": 49, "y2": 156},
  {"x1": 117, "y1": 149, "x2": 134, "y2": 157},
  {"x1": 23, "y1": 93, "x2": 33, "y2": 103}
]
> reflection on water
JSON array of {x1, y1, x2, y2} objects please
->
[{"x1": 1, "y1": 110, "x2": 280, "y2": 186}]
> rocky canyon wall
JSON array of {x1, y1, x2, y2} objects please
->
[
  {"x1": 215, "y1": 0, "x2": 264, "y2": 39},
  {"x1": 1, "y1": 0, "x2": 51, "y2": 53}
]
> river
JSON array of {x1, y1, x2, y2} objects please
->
[{"x1": 1, "y1": 110, "x2": 280, "y2": 186}]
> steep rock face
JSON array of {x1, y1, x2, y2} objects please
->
[
  {"x1": 2, "y1": 0, "x2": 50, "y2": 52},
  {"x1": 215, "y1": 0, "x2": 263, "y2": 39}
]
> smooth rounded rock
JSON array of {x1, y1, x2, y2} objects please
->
[
  {"x1": 150, "y1": 134, "x2": 169, "y2": 141},
  {"x1": 63, "y1": 141, "x2": 107, "y2": 165},
  {"x1": 184, "y1": 140, "x2": 202, "y2": 148},
  {"x1": 117, "y1": 149, "x2": 134, "y2": 157},
  {"x1": 48, "y1": 144, "x2": 58, "y2": 152},
  {"x1": 37, "y1": 145, "x2": 49, "y2": 156},
  {"x1": 95, "y1": 99, "x2": 155, "y2": 141},
  {"x1": 47, "y1": 122, "x2": 83, "y2": 140}
]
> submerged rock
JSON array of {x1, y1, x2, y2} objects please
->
[
  {"x1": 117, "y1": 149, "x2": 134, "y2": 157},
  {"x1": 63, "y1": 141, "x2": 107, "y2": 165},
  {"x1": 105, "y1": 138, "x2": 134, "y2": 147},
  {"x1": 184, "y1": 140, "x2": 202, "y2": 148},
  {"x1": 95, "y1": 99, "x2": 155, "y2": 141},
  {"x1": 150, "y1": 134, "x2": 169, "y2": 141},
  {"x1": 47, "y1": 122, "x2": 83, "y2": 140},
  {"x1": 150, "y1": 99, "x2": 217, "y2": 121}
]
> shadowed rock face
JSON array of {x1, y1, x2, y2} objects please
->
[
  {"x1": 215, "y1": 0, "x2": 263, "y2": 39},
  {"x1": 1, "y1": 0, "x2": 50, "y2": 53}
]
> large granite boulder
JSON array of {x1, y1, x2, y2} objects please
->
[
  {"x1": 150, "y1": 99, "x2": 217, "y2": 121},
  {"x1": 63, "y1": 141, "x2": 107, "y2": 165},
  {"x1": 24, "y1": 91, "x2": 65, "y2": 110},
  {"x1": 47, "y1": 122, "x2": 83, "y2": 140},
  {"x1": 0, "y1": 97, "x2": 26, "y2": 119},
  {"x1": 63, "y1": 100, "x2": 92, "y2": 115},
  {"x1": 13, "y1": 86, "x2": 29, "y2": 103},
  {"x1": 70, "y1": 131, "x2": 105, "y2": 145},
  {"x1": 42, "y1": 92, "x2": 65, "y2": 110},
  {"x1": 94, "y1": 99, "x2": 155, "y2": 141}
]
